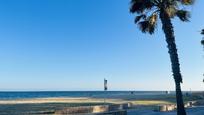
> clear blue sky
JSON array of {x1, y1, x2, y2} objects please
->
[{"x1": 0, "y1": 0, "x2": 203, "y2": 91}]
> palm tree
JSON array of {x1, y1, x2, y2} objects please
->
[
  {"x1": 130, "y1": 0, "x2": 194, "y2": 115},
  {"x1": 201, "y1": 29, "x2": 204, "y2": 46}
]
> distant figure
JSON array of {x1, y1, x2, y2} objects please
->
[{"x1": 165, "y1": 91, "x2": 170, "y2": 94}]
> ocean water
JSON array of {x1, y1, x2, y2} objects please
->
[{"x1": 0, "y1": 91, "x2": 168, "y2": 100}]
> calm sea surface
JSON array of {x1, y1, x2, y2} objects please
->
[{"x1": 0, "y1": 91, "x2": 170, "y2": 100}]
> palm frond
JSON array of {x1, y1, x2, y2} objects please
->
[
  {"x1": 166, "y1": 5, "x2": 177, "y2": 18},
  {"x1": 201, "y1": 29, "x2": 204, "y2": 45},
  {"x1": 176, "y1": 10, "x2": 190, "y2": 21},
  {"x1": 130, "y1": 0, "x2": 154, "y2": 13},
  {"x1": 149, "y1": 14, "x2": 157, "y2": 25},
  {"x1": 148, "y1": 23, "x2": 156, "y2": 34},
  {"x1": 138, "y1": 14, "x2": 157, "y2": 35},
  {"x1": 138, "y1": 21, "x2": 149, "y2": 33},
  {"x1": 201, "y1": 29, "x2": 204, "y2": 35},
  {"x1": 201, "y1": 40, "x2": 204, "y2": 45},
  {"x1": 178, "y1": 0, "x2": 194, "y2": 5},
  {"x1": 134, "y1": 14, "x2": 146, "y2": 23}
]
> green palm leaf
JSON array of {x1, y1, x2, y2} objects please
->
[
  {"x1": 130, "y1": 0, "x2": 154, "y2": 13},
  {"x1": 176, "y1": 10, "x2": 190, "y2": 21}
]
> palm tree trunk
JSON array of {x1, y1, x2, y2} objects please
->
[{"x1": 159, "y1": 10, "x2": 186, "y2": 115}]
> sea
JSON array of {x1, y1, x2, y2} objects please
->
[{"x1": 0, "y1": 91, "x2": 171, "y2": 100}]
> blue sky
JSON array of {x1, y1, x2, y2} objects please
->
[{"x1": 0, "y1": 0, "x2": 203, "y2": 91}]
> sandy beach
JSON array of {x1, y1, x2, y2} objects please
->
[{"x1": 0, "y1": 92, "x2": 203, "y2": 114}]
